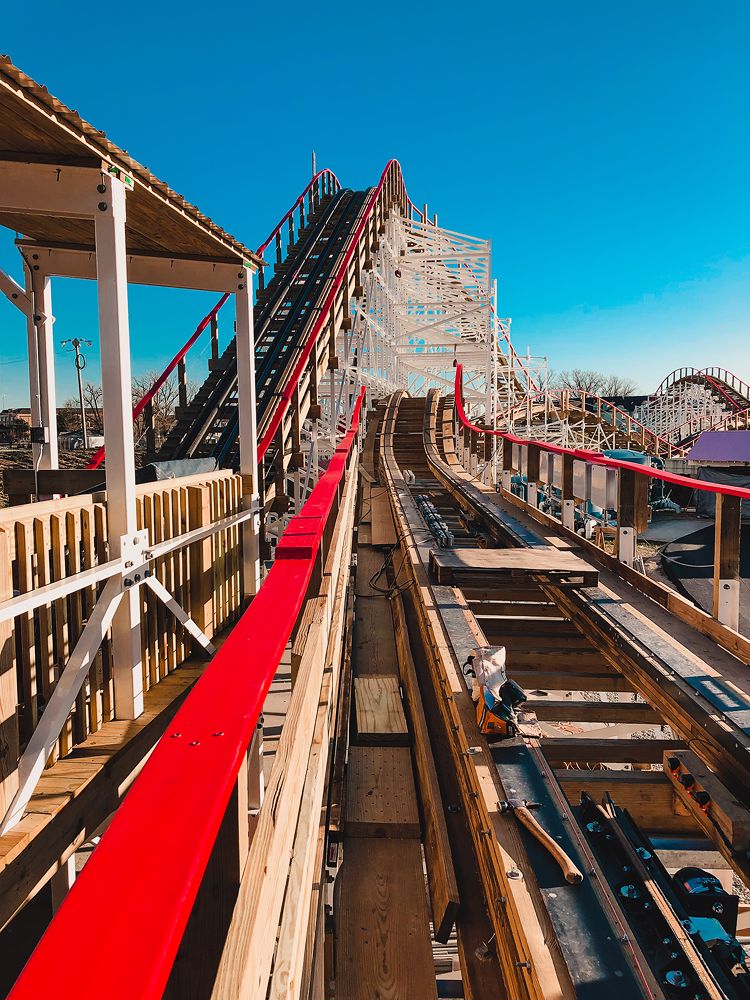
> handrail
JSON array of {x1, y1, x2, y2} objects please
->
[
  {"x1": 257, "y1": 159, "x2": 408, "y2": 461},
  {"x1": 9, "y1": 388, "x2": 366, "y2": 1000},
  {"x1": 87, "y1": 169, "x2": 341, "y2": 472},
  {"x1": 455, "y1": 364, "x2": 750, "y2": 502},
  {"x1": 256, "y1": 168, "x2": 340, "y2": 255}
]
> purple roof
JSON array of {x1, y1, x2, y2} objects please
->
[{"x1": 687, "y1": 430, "x2": 750, "y2": 463}]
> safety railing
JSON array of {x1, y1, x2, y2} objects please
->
[
  {"x1": 454, "y1": 363, "x2": 750, "y2": 636},
  {"x1": 8, "y1": 388, "x2": 365, "y2": 1000}
]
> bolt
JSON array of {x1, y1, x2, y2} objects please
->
[
  {"x1": 133, "y1": 536, "x2": 139, "y2": 544},
  {"x1": 11, "y1": 292, "x2": 17, "y2": 299},
  {"x1": 134, "y1": 574, "x2": 141, "y2": 582},
  {"x1": 98, "y1": 202, "x2": 108, "y2": 211},
  {"x1": 189, "y1": 740, "x2": 200, "y2": 746},
  {"x1": 213, "y1": 731, "x2": 224, "y2": 737},
  {"x1": 97, "y1": 183, "x2": 107, "y2": 193},
  {"x1": 170, "y1": 732, "x2": 182, "y2": 738},
  {"x1": 124, "y1": 578, "x2": 133, "y2": 587}
]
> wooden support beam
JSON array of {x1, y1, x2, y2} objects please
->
[
  {"x1": 616, "y1": 467, "x2": 649, "y2": 566},
  {"x1": 512, "y1": 671, "x2": 634, "y2": 693},
  {"x1": 541, "y1": 737, "x2": 682, "y2": 765},
  {"x1": 713, "y1": 493, "x2": 741, "y2": 630},
  {"x1": 555, "y1": 770, "x2": 698, "y2": 834},
  {"x1": 391, "y1": 591, "x2": 459, "y2": 943},
  {"x1": 529, "y1": 698, "x2": 660, "y2": 723},
  {"x1": 0, "y1": 531, "x2": 19, "y2": 819}
]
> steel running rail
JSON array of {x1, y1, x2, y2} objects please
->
[
  {"x1": 8, "y1": 389, "x2": 366, "y2": 1000},
  {"x1": 257, "y1": 159, "x2": 408, "y2": 461},
  {"x1": 86, "y1": 168, "x2": 341, "y2": 471},
  {"x1": 455, "y1": 363, "x2": 750, "y2": 502}
]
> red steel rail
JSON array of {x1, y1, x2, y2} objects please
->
[
  {"x1": 9, "y1": 389, "x2": 365, "y2": 1000},
  {"x1": 455, "y1": 364, "x2": 750, "y2": 502}
]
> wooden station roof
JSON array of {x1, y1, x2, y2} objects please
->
[{"x1": 0, "y1": 56, "x2": 261, "y2": 267}]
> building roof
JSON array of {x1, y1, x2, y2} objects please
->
[
  {"x1": 687, "y1": 430, "x2": 750, "y2": 463},
  {"x1": 0, "y1": 56, "x2": 261, "y2": 267}
]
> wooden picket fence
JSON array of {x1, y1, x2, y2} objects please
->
[{"x1": 0, "y1": 470, "x2": 242, "y2": 766}]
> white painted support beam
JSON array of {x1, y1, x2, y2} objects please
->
[
  {"x1": 20, "y1": 244, "x2": 244, "y2": 293},
  {"x1": 617, "y1": 526, "x2": 636, "y2": 568},
  {"x1": 0, "y1": 266, "x2": 31, "y2": 317},
  {"x1": 235, "y1": 272, "x2": 261, "y2": 599},
  {"x1": 50, "y1": 855, "x2": 76, "y2": 913},
  {"x1": 0, "y1": 575, "x2": 123, "y2": 834},
  {"x1": 144, "y1": 575, "x2": 216, "y2": 657},
  {"x1": 0, "y1": 161, "x2": 115, "y2": 218},
  {"x1": 94, "y1": 172, "x2": 143, "y2": 720},
  {"x1": 25, "y1": 267, "x2": 58, "y2": 470}
]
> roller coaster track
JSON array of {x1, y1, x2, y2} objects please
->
[
  {"x1": 507, "y1": 387, "x2": 686, "y2": 457},
  {"x1": 635, "y1": 366, "x2": 750, "y2": 446},
  {"x1": 7, "y1": 135, "x2": 750, "y2": 998}
]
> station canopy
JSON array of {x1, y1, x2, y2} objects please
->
[{"x1": 0, "y1": 55, "x2": 262, "y2": 268}]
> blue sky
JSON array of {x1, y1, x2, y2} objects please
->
[{"x1": 1, "y1": 1, "x2": 748, "y2": 405}]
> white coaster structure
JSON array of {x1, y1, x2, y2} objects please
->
[{"x1": 329, "y1": 212, "x2": 515, "y2": 427}]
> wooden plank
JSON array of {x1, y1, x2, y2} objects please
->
[
  {"x1": 353, "y1": 676, "x2": 408, "y2": 745},
  {"x1": 429, "y1": 546, "x2": 598, "y2": 587},
  {"x1": 345, "y1": 746, "x2": 420, "y2": 839},
  {"x1": 335, "y1": 838, "x2": 437, "y2": 1000},
  {"x1": 555, "y1": 770, "x2": 698, "y2": 834},
  {"x1": 512, "y1": 671, "x2": 634, "y2": 693},
  {"x1": 527, "y1": 698, "x2": 660, "y2": 723},
  {"x1": 391, "y1": 590, "x2": 459, "y2": 942},
  {"x1": 370, "y1": 487, "x2": 396, "y2": 546},
  {"x1": 541, "y1": 737, "x2": 682, "y2": 765},
  {"x1": 663, "y1": 750, "x2": 750, "y2": 851},
  {"x1": 0, "y1": 531, "x2": 18, "y2": 818}
]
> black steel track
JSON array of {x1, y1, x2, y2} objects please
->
[{"x1": 158, "y1": 187, "x2": 367, "y2": 466}]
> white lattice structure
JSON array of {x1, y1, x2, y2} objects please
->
[
  {"x1": 636, "y1": 382, "x2": 730, "y2": 444},
  {"x1": 324, "y1": 211, "x2": 536, "y2": 434}
]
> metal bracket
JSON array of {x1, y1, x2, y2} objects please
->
[{"x1": 121, "y1": 529, "x2": 150, "y2": 586}]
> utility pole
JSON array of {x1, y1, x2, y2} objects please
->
[{"x1": 61, "y1": 338, "x2": 93, "y2": 448}]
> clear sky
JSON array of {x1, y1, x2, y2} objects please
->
[{"x1": 1, "y1": 1, "x2": 748, "y2": 405}]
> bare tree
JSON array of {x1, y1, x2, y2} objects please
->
[
  {"x1": 551, "y1": 369, "x2": 638, "y2": 396},
  {"x1": 601, "y1": 374, "x2": 638, "y2": 396},
  {"x1": 83, "y1": 382, "x2": 104, "y2": 433},
  {"x1": 552, "y1": 369, "x2": 607, "y2": 394},
  {"x1": 131, "y1": 371, "x2": 196, "y2": 444}
]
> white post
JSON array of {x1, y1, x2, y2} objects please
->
[
  {"x1": 50, "y1": 854, "x2": 76, "y2": 912},
  {"x1": 617, "y1": 526, "x2": 636, "y2": 568},
  {"x1": 235, "y1": 272, "x2": 261, "y2": 598},
  {"x1": 95, "y1": 173, "x2": 143, "y2": 720},
  {"x1": 24, "y1": 269, "x2": 58, "y2": 470},
  {"x1": 562, "y1": 500, "x2": 575, "y2": 531}
]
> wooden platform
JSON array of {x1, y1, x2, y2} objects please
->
[
  {"x1": 335, "y1": 838, "x2": 438, "y2": 1000},
  {"x1": 429, "y1": 546, "x2": 599, "y2": 588},
  {"x1": 345, "y1": 747, "x2": 420, "y2": 838}
]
